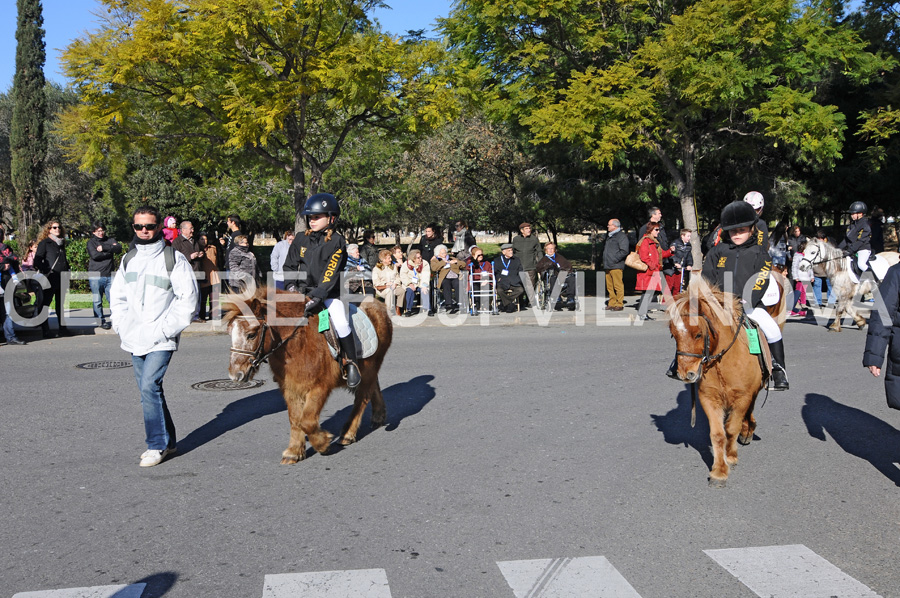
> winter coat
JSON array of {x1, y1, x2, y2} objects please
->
[
  {"x1": 791, "y1": 252, "x2": 813, "y2": 283},
  {"x1": 269, "y1": 239, "x2": 292, "y2": 282},
  {"x1": 702, "y1": 228, "x2": 773, "y2": 307},
  {"x1": 839, "y1": 218, "x2": 872, "y2": 255},
  {"x1": 664, "y1": 238, "x2": 693, "y2": 276},
  {"x1": 372, "y1": 263, "x2": 399, "y2": 290},
  {"x1": 110, "y1": 238, "x2": 198, "y2": 356},
  {"x1": 228, "y1": 245, "x2": 258, "y2": 286},
  {"x1": 417, "y1": 234, "x2": 444, "y2": 263},
  {"x1": 467, "y1": 257, "x2": 493, "y2": 282},
  {"x1": 635, "y1": 235, "x2": 673, "y2": 292},
  {"x1": 602, "y1": 228, "x2": 629, "y2": 270},
  {"x1": 494, "y1": 255, "x2": 524, "y2": 290},
  {"x1": 35, "y1": 237, "x2": 68, "y2": 275},
  {"x1": 200, "y1": 244, "x2": 219, "y2": 288},
  {"x1": 344, "y1": 255, "x2": 373, "y2": 293},
  {"x1": 282, "y1": 230, "x2": 347, "y2": 300},
  {"x1": 512, "y1": 234, "x2": 542, "y2": 271},
  {"x1": 359, "y1": 242, "x2": 380, "y2": 269},
  {"x1": 430, "y1": 254, "x2": 466, "y2": 287},
  {"x1": 87, "y1": 235, "x2": 123, "y2": 277},
  {"x1": 399, "y1": 260, "x2": 431, "y2": 289},
  {"x1": 171, "y1": 235, "x2": 202, "y2": 272},
  {"x1": 863, "y1": 262, "x2": 900, "y2": 409},
  {"x1": 536, "y1": 252, "x2": 573, "y2": 275}
]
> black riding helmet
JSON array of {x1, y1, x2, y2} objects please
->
[
  {"x1": 720, "y1": 200, "x2": 759, "y2": 231},
  {"x1": 301, "y1": 192, "x2": 340, "y2": 227},
  {"x1": 849, "y1": 201, "x2": 867, "y2": 215}
]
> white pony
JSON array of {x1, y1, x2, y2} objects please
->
[{"x1": 798, "y1": 238, "x2": 899, "y2": 331}]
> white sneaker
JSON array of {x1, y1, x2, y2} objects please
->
[{"x1": 139, "y1": 447, "x2": 175, "y2": 467}]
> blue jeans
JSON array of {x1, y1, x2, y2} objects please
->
[
  {"x1": 812, "y1": 276, "x2": 837, "y2": 306},
  {"x1": 404, "y1": 286, "x2": 431, "y2": 312},
  {"x1": 132, "y1": 351, "x2": 176, "y2": 451},
  {"x1": 2, "y1": 296, "x2": 17, "y2": 341},
  {"x1": 89, "y1": 276, "x2": 112, "y2": 323}
]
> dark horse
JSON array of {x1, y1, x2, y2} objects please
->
[
  {"x1": 223, "y1": 288, "x2": 393, "y2": 464},
  {"x1": 666, "y1": 279, "x2": 786, "y2": 487}
]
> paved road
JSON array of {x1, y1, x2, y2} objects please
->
[{"x1": 2, "y1": 313, "x2": 899, "y2": 597}]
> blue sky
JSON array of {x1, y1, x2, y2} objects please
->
[{"x1": 0, "y1": 0, "x2": 453, "y2": 92}]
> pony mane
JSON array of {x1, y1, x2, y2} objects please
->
[
  {"x1": 221, "y1": 287, "x2": 308, "y2": 327},
  {"x1": 667, "y1": 280, "x2": 743, "y2": 331}
]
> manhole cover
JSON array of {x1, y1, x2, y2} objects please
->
[
  {"x1": 191, "y1": 379, "x2": 266, "y2": 391},
  {"x1": 76, "y1": 360, "x2": 133, "y2": 370}
]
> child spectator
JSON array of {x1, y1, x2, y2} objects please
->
[
  {"x1": 664, "y1": 229, "x2": 693, "y2": 297},
  {"x1": 162, "y1": 216, "x2": 179, "y2": 245},
  {"x1": 790, "y1": 241, "x2": 813, "y2": 316}
]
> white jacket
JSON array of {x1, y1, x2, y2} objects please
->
[
  {"x1": 791, "y1": 252, "x2": 814, "y2": 283},
  {"x1": 110, "y1": 239, "x2": 199, "y2": 356}
]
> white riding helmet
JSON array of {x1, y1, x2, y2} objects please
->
[{"x1": 743, "y1": 191, "x2": 764, "y2": 210}]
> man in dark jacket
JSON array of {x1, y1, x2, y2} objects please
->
[
  {"x1": 87, "y1": 221, "x2": 123, "y2": 330},
  {"x1": 172, "y1": 221, "x2": 203, "y2": 272},
  {"x1": 512, "y1": 222, "x2": 542, "y2": 289},
  {"x1": 494, "y1": 243, "x2": 524, "y2": 312},
  {"x1": 864, "y1": 262, "x2": 900, "y2": 409},
  {"x1": 602, "y1": 219, "x2": 630, "y2": 311}
]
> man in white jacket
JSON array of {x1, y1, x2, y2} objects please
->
[{"x1": 111, "y1": 206, "x2": 199, "y2": 467}]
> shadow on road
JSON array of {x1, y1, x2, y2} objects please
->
[
  {"x1": 319, "y1": 375, "x2": 438, "y2": 446},
  {"x1": 651, "y1": 386, "x2": 714, "y2": 470},
  {"x1": 178, "y1": 389, "x2": 286, "y2": 454},
  {"x1": 110, "y1": 572, "x2": 177, "y2": 597},
  {"x1": 802, "y1": 393, "x2": 900, "y2": 486}
]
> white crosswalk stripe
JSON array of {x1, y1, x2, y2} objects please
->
[
  {"x1": 13, "y1": 545, "x2": 883, "y2": 598},
  {"x1": 11, "y1": 584, "x2": 146, "y2": 598},
  {"x1": 497, "y1": 556, "x2": 642, "y2": 598},
  {"x1": 705, "y1": 544, "x2": 882, "y2": 598},
  {"x1": 261, "y1": 568, "x2": 392, "y2": 598}
]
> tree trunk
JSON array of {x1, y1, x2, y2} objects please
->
[{"x1": 291, "y1": 158, "x2": 307, "y2": 233}]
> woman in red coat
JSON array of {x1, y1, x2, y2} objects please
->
[{"x1": 635, "y1": 222, "x2": 673, "y2": 320}]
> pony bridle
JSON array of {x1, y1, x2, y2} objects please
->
[
  {"x1": 675, "y1": 311, "x2": 746, "y2": 372},
  {"x1": 229, "y1": 316, "x2": 275, "y2": 371}
]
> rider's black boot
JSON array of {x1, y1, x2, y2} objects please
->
[
  {"x1": 769, "y1": 340, "x2": 789, "y2": 391},
  {"x1": 338, "y1": 334, "x2": 362, "y2": 390},
  {"x1": 665, "y1": 358, "x2": 680, "y2": 380}
]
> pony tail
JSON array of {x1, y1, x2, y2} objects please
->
[
  {"x1": 304, "y1": 230, "x2": 311, "y2": 236},
  {"x1": 325, "y1": 230, "x2": 333, "y2": 243}
]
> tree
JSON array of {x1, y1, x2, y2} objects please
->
[
  {"x1": 61, "y1": 0, "x2": 459, "y2": 230},
  {"x1": 447, "y1": 0, "x2": 892, "y2": 263},
  {"x1": 10, "y1": 0, "x2": 48, "y2": 236}
]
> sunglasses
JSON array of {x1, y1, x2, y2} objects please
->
[
  {"x1": 132, "y1": 223, "x2": 159, "y2": 231},
  {"x1": 49, "y1": 225, "x2": 60, "y2": 229}
]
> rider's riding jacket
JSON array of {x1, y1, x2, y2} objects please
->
[
  {"x1": 839, "y1": 217, "x2": 872, "y2": 256},
  {"x1": 702, "y1": 228, "x2": 773, "y2": 308},
  {"x1": 283, "y1": 229, "x2": 348, "y2": 300}
]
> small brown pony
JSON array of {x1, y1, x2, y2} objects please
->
[
  {"x1": 223, "y1": 288, "x2": 393, "y2": 464},
  {"x1": 666, "y1": 279, "x2": 786, "y2": 487}
]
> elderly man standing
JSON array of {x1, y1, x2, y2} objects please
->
[
  {"x1": 111, "y1": 206, "x2": 198, "y2": 467},
  {"x1": 602, "y1": 219, "x2": 629, "y2": 311},
  {"x1": 512, "y1": 222, "x2": 542, "y2": 291}
]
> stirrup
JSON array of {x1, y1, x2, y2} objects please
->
[
  {"x1": 771, "y1": 364, "x2": 789, "y2": 390},
  {"x1": 343, "y1": 359, "x2": 361, "y2": 389}
]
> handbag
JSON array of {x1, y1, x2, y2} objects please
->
[{"x1": 625, "y1": 251, "x2": 648, "y2": 272}]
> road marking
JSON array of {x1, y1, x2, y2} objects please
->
[
  {"x1": 497, "y1": 556, "x2": 642, "y2": 597},
  {"x1": 12, "y1": 584, "x2": 146, "y2": 598},
  {"x1": 262, "y1": 568, "x2": 392, "y2": 598},
  {"x1": 705, "y1": 544, "x2": 881, "y2": 598}
]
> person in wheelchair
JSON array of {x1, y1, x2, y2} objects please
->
[
  {"x1": 536, "y1": 242, "x2": 576, "y2": 311},
  {"x1": 466, "y1": 246, "x2": 495, "y2": 313},
  {"x1": 494, "y1": 243, "x2": 524, "y2": 313}
]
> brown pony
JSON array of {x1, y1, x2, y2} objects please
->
[
  {"x1": 666, "y1": 279, "x2": 786, "y2": 487},
  {"x1": 223, "y1": 288, "x2": 393, "y2": 464}
]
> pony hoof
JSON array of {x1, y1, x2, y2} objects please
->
[
  {"x1": 708, "y1": 477, "x2": 727, "y2": 489},
  {"x1": 339, "y1": 434, "x2": 356, "y2": 446},
  {"x1": 738, "y1": 435, "x2": 752, "y2": 446},
  {"x1": 371, "y1": 418, "x2": 386, "y2": 429},
  {"x1": 280, "y1": 455, "x2": 301, "y2": 465}
]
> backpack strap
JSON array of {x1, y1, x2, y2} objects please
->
[{"x1": 121, "y1": 245, "x2": 175, "y2": 276}]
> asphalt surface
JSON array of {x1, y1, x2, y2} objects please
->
[{"x1": 2, "y1": 309, "x2": 899, "y2": 597}]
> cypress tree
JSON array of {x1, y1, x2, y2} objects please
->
[{"x1": 10, "y1": 0, "x2": 47, "y2": 236}]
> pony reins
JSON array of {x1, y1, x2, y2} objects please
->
[{"x1": 675, "y1": 311, "x2": 746, "y2": 367}]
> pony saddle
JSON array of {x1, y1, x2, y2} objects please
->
[
  {"x1": 742, "y1": 317, "x2": 773, "y2": 384},
  {"x1": 846, "y1": 254, "x2": 887, "y2": 284},
  {"x1": 321, "y1": 303, "x2": 379, "y2": 361}
]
